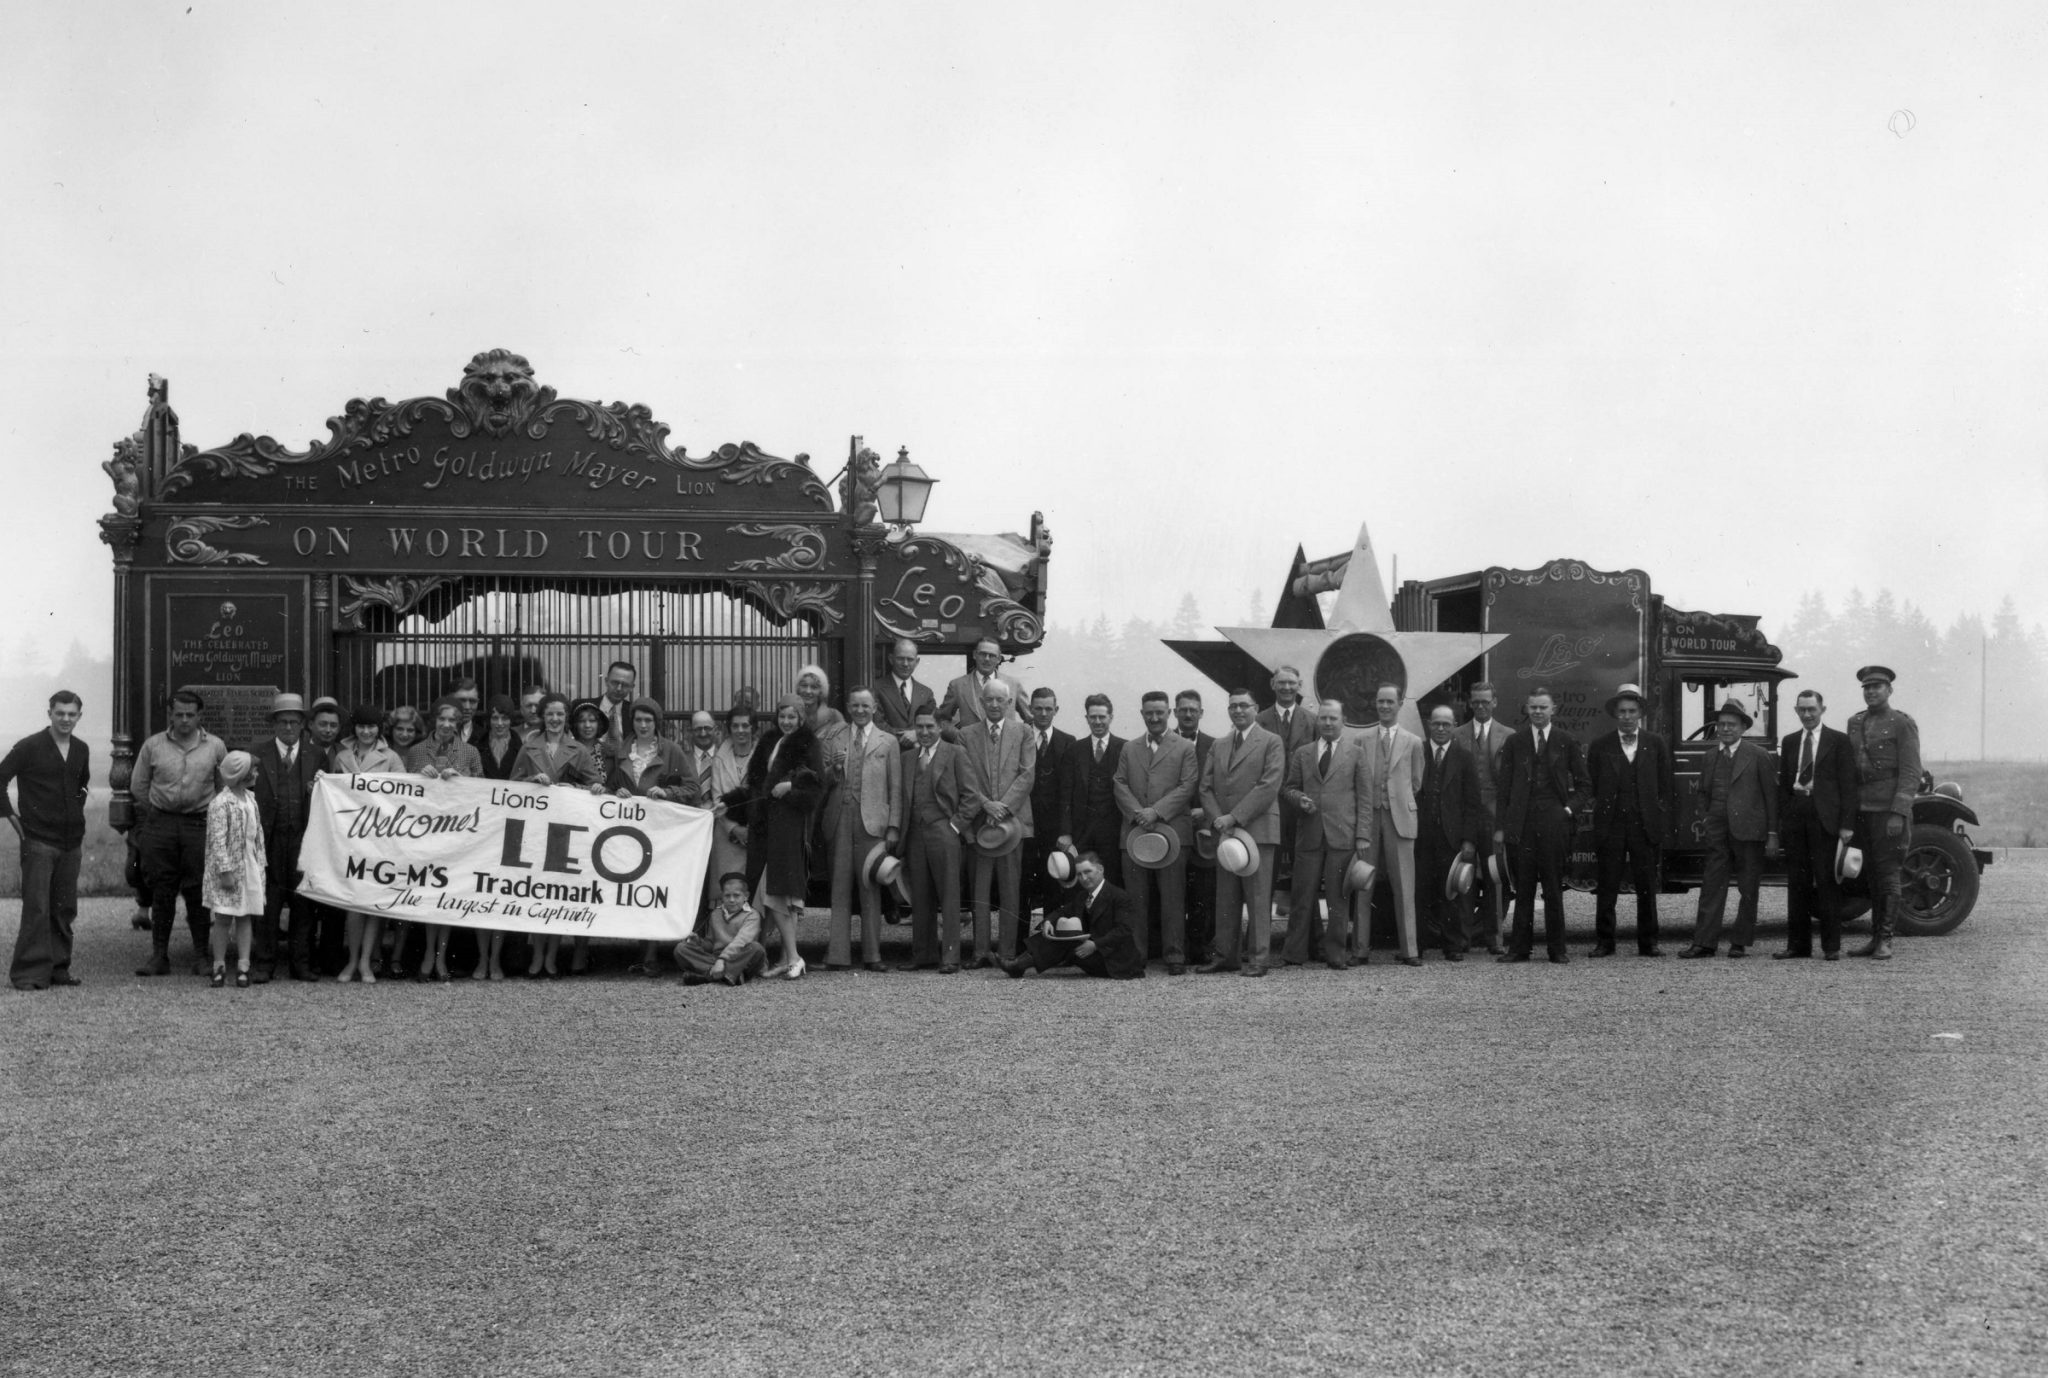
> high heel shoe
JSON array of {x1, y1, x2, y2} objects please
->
[
  {"x1": 784, "y1": 956, "x2": 806, "y2": 981},
  {"x1": 210, "y1": 966, "x2": 226, "y2": 988},
  {"x1": 234, "y1": 969, "x2": 250, "y2": 988}
]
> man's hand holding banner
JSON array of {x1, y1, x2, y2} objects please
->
[{"x1": 297, "y1": 773, "x2": 713, "y2": 941}]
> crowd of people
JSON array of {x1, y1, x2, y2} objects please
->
[{"x1": 2, "y1": 639, "x2": 1922, "y2": 991}]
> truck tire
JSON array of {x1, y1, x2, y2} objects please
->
[{"x1": 1896, "y1": 824, "x2": 1979, "y2": 936}]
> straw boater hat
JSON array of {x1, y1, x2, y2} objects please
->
[
  {"x1": 1835, "y1": 839, "x2": 1864, "y2": 883},
  {"x1": 1215, "y1": 826, "x2": 1261, "y2": 878},
  {"x1": 269, "y1": 693, "x2": 306, "y2": 719},
  {"x1": 1604, "y1": 683, "x2": 1646, "y2": 717},
  {"x1": 1487, "y1": 851, "x2": 1510, "y2": 894},
  {"x1": 1343, "y1": 856, "x2": 1376, "y2": 896},
  {"x1": 1045, "y1": 848, "x2": 1075, "y2": 884},
  {"x1": 974, "y1": 816, "x2": 1025, "y2": 857},
  {"x1": 218, "y1": 750, "x2": 255, "y2": 787},
  {"x1": 1444, "y1": 856, "x2": 1476, "y2": 900},
  {"x1": 861, "y1": 843, "x2": 904, "y2": 892},
  {"x1": 1048, "y1": 913, "x2": 1086, "y2": 940},
  {"x1": 1714, "y1": 699, "x2": 1754, "y2": 730},
  {"x1": 1127, "y1": 823, "x2": 1183, "y2": 870}
]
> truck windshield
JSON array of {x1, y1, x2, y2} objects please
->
[{"x1": 1679, "y1": 680, "x2": 1772, "y2": 742}]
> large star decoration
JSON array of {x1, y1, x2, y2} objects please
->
[{"x1": 1214, "y1": 523, "x2": 1508, "y2": 735}]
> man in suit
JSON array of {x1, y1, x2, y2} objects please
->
[
  {"x1": 1777, "y1": 689, "x2": 1860, "y2": 961},
  {"x1": 1414, "y1": 704, "x2": 1485, "y2": 961},
  {"x1": 1174, "y1": 690, "x2": 1218, "y2": 964},
  {"x1": 1846, "y1": 665, "x2": 1920, "y2": 961},
  {"x1": 1002, "y1": 852, "x2": 1145, "y2": 980},
  {"x1": 936, "y1": 638, "x2": 1025, "y2": 734},
  {"x1": 1494, "y1": 685, "x2": 1591, "y2": 964},
  {"x1": 1112, "y1": 691, "x2": 1199, "y2": 973},
  {"x1": 1358, "y1": 683, "x2": 1428, "y2": 966},
  {"x1": 827, "y1": 688, "x2": 902, "y2": 972},
  {"x1": 1258, "y1": 665, "x2": 1319, "y2": 915},
  {"x1": 1198, "y1": 689, "x2": 1285, "y2": 976},
  {"x1": 1461, "y1": 681, "x2": 1514, "y2": 955},
  {"x1": 1280, "y1": 699, "x2": 1371, "y2": 969},
  {"x1": 1022, "y1": 686, "x2": 1078, "y2": 921},
  {"x1": 249, "y1": 693, "x2": 327, "y2": 983},
  {"x1": 1680, "y1": 700, "x2": 1780, "y2": 958},
  {"x1": 1585, "y1": 683, "x2": 1677, "y2": 957},
  {"x1": 1062, "y1": 694, "x2": 1125, "y2": 887},
  {"x1": 959, "y1": 679, "x2": 1037, "y2": 965},
  {"x1": 874, "y1": 637, "x2": 937, "y2": 745},
  {"x1": 897, "y1": 707, "x2": 972, "y2": 974}
]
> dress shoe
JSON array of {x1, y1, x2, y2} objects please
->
[
  {"x1": 863, "y1": 962, "x2": 888, "y2": 973},
  {"x1": 291, "y1": 968, "x2": 321, "y2": 982},
  {"x1": 1002, "y1": 958, "x2": 1032, "y2": 979},
  {"x1": 1849, "y1": 936, "x2": 1883, "y2": 957},
  {"x1": 49, "y1": 974, "x2": 82, "y2": 987},
  {"x1": 135, "y1": 951, "x2": 171, "y2": 977},
  {"x1": 1547, "y1": 953, "x2": 1570, "y2": 964},
  {"x1": 824, "y1": 962, "x2": 851, "y2": 972},
  {"x1": 1727, "y1": 946, "x2": 1747, "y2": 958},
  {"x1": 1638, "y1": 947, "x2": 1663, "y2": 957},
  {"x1": 1442, "y1": 951, "x2": 1464, "y2": 963},
  {"x1": 1496, "y1": 952, "x2": 1529, "y2": 963},
  {"x1": 1166, "y1": 962, "x2": 1187, "y2": 976},
  {"x1": 894, "y1": 963, "x2": 933, "y2": 973},
  {"x1": 250, "y1": 968, "x2": 273, "y2": 985},
  {"x1": 190, "y1": 959, "x2": 213, "y2": 977},
  {"x1": 1870, "y1": 940, "x2": 1894, "y2": 961},
  {"x1": 1398, "y1": 955, "x2": 1423, "y2": 968},
  {"x1": 681, "y1": 971, "x2": 712, "y2": 985},
  {"x1": 1823, "y1": 951, "x2": 1841, "y2": 961},
  {"x1": 13, "y1": 981, "x2": 47, "y2": 991},
  {"x1": 1773, "y1": 950, "x2": 1811, "y2": 960},
  {"x1": 1325, "y1": 958, "x2": 1350, "y2": 971},
  {"x1": 1677, "y1": 946, "x2": 1714, "y2": 959},
  {"x1": 1196, "y1": 959, "x2": 1238, "y2": 974},
  {"x1": 1486, "y1": 942, "x2": 1505, "y2": 956},
  {"x1": 1239, "y1": 963, "x2": 1267, "y2": 977},
  {"x1": 1588, "y1": 942, "x2": 1616, "y2": 958},
  {"x1": 937, "y1": 963, "x2": 960, "y2": 975}
]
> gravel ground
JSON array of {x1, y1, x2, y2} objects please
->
[{"x1": 3, "y1": 860, "x2": 2044, "y2": 1377}]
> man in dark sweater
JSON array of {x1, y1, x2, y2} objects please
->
[{"x1": 0, "y1": 691, "x2": 92, "y2": 990}]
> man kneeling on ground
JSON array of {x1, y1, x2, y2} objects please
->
[
  {"x1": 1004, "y1": 852, "x2": 1144, "y2": 980},
  {"x1": 676, "y1": 872, "x2": 767, "y2": 986}
]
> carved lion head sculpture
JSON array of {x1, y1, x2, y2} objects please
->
[{"x1": 450, "y1": 349, "x2": 548, "y2": 438}]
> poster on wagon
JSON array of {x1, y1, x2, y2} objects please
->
[{"x1": 296, "y1": 773, "x2": 713, "y2": 941}]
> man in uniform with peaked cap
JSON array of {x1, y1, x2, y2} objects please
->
[{"x1": 1846, "y1": 665, "x2": 1919, "y2": 961}]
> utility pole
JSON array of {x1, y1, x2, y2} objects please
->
[{"x1": 1980, "y1": 629, "x2": 1988, "y2": 761}]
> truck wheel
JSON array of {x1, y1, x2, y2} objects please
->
[{"x1": 1896, "y1": 825, "x2": 1978, "y2": 936}]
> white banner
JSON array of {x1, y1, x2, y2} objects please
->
[{"x1": 296, "y1": 773, "x2": 713, "y2": 941}]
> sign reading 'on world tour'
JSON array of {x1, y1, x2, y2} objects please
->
[{"x1": 296, "y1": 775, "x2": 713, "y2": 942}]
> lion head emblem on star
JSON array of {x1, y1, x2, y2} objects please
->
[{"x1": 449, "y1": 349, "x2": 554, "y2": 438}]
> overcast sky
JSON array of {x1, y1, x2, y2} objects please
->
[{"x1": 7, "y1": 2, "x2": 2043, "y2": 676}]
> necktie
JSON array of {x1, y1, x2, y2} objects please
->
[
  {"x1": 1039, "y1": 731, "x2": 1048, "y2": 754},
  {"x1": 920, "y1": 747, "x2": 932, "y2": 771},
  {"x1": 1535, "y1": 730, "x2": 1546, "y2": 757},
  {"x1": 1798, "y1": 731, "x2": 1814, "y2": 788},
  {"x1": 1434, "y1": 744, "x2": 1445, "y2": 774},
  {"x1": 284, "y1": 744, "x2": 295, "y2": 768},
  {"x1": 1094, "y1": 738, "x2": 1104, "y2": 763},
  {"x1": 1282, "y1": 708, "x2": 1291, "y2": 729},
  {"x1": 1318, "y1": 742, "x2": 1331, "y2": 779},
  {"x1": 1235, "y1": 730, "x2": 1246, "y2": 750},
  {"x1": 1149, "y1": 735, "x2": 1159, "y2": 755}
]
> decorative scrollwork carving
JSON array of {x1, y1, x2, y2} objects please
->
[
  {"x1": 710, "y1": 443, "x2": 834, "y2": 509},
  {"x1": 335, "y1": 575, "x2": 453, "y2": 630},
  {"x1": 1483, "y1": 560, "x2": 1646, "y2": 612},
  {"x1": 728, "y1": 524, "x2": 828, "y2": 572},
  {"x1": 980, "y1": 594, "x2": 1043, "y2": 646},
  {"x1": 166, "y1": 515, "x2": 270, "y2": 566},
  {"x1": 733, "y1": 580, "x2": 842, "y2": 631}
]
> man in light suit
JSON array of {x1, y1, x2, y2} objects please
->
[
  {"x1": 960, "y1": 679, "x2": 1036, "y2": 965},
  {"x1": 1258, "y1": 665, "x2": 1319, "y2": 919},
  {"x1": 1280, "y1": 699, "x2": 1371, "y2": 969},
  {"x1": 1462, "y1": 681, "x2": 1514, "y2": 954},
  {"x1": 1359, "y1": 683, "x2": 1427, "y2": 966},
  {"x1": 1585, "y1": 683, "x2": 1676, "y2": 957},
  {"x1": 1494, "y1": 686, "x2": 1591, "y2": 964},
  {"x1": 897, "y1": 707, "x2": 973, "y2": 974},
  {"x1": 936, "y1": 638, "x2": 1025, "y2": 734},
  {"x1": 1776, "y1": 689, "x2": 1860, "y2": 961},
  {"x1": 1112, "y1": 691, "x2": 1199, "y2": 973},
  {"x1": 827, "y1": 688, "x2": 902, "y2": 972},
  {"x1": 1022, "y1": 687, "x2": 1079, "y2": 921},
  {"x1": 1174, "y1": 690, "x2": 1218, "y2": 964},
  {"x1": 1415, "y1": 705, "x2": 1485, "y2": 961},
  {"x1": 1681, "y1": 700, "x2": 1780, "y2": 958},
  {"x1": 1197, "y1": 689, "x2": 1284, "y2": 976},
  {"x1": 1062, "y1": 694, "x2": 1126, "y2": 887},
  {"x1": 874, "y1": 637, "x2": 938, "y2": 745}
]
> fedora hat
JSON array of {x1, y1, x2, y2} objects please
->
[
  {"x1": 1045, "y1": 848, "x2": 1074, "y2": 883},
  {"x1": 1343, "y1": 856, "x2": 1376, "y2": 896},
  {"x1": 1216, "y1": 826, "x2": 1261, "y2": 878},
  {"x1": 1835, "y1": 839, "x2": 1864, "y2": 883},
  {"x1": 1193, "y1": 826, "x2": 1219, "y2": 863},
  {"x1": 861, "y1": 843, "x2": 903, "y2": 891},
  {"x1": 1048, "y1": 913, "x2": 1086, "y2": 940},
  {"x1": 1128, "y1": 824, "x2": 1183, "y2": 870},
  {"x1": 1713, "y1": 699, "x2": 1754, "y2": 730},
  {"x1": 1604, "y1": 682, "x2": 1646, "y2": 716},
  {"x1": 1444, "y1": 857, "x2": 1476, "y2": 900},
  {"x1": 1487, "y1": 852, "x2": 1510, "y2": 892},
  {"x1": 974, "y1": 815, "x2": 1025, "y2": 857},
  {"x1": 269, "y1": 692, "x2": 306, "y2": 719}
]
